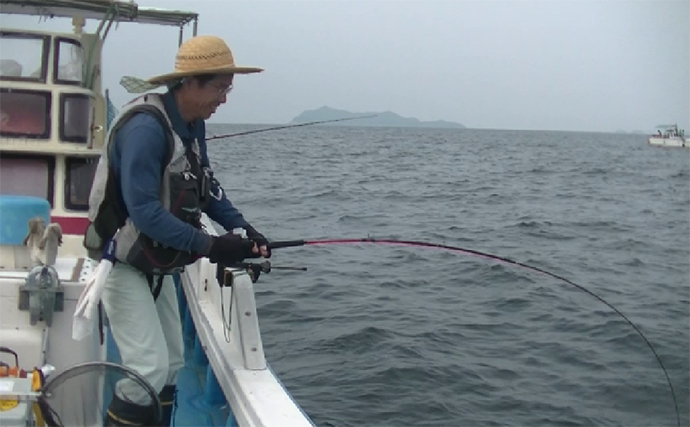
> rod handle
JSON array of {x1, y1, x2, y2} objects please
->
[{"x1": 267, "y1": 240, "x2": 306, "y2": 250}]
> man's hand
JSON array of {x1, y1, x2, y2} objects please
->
[
  {"x1": 208, "y1": 233, "x2": 256, "y2": 265},
  {"x1": 244, "y1": 224, "x2": 271, "y2": 258}
]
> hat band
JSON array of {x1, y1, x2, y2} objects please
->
[{"x1": 177, "y1": 50, "x2": 231, "y2": 61}]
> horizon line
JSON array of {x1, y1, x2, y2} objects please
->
[{"x1": 205, "y1": 122, "x2": 655, "y2": 135}]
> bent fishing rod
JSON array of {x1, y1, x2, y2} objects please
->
[
  {"x1": 263, "y1": 236, "x2": 681, "y2": 427},
  {"x1": 207, "y1": 115, "x2": 377, "y2": 141}
]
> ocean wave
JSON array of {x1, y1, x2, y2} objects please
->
[{"x1": 212, "y1": 125, "x2": 689, "y2": 427}]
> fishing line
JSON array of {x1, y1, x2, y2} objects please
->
[
  {"x1": 267, "y1": 237, "x2": 681, "y2": 427},
  {"x1": 207, "y1": 115, "x2": 377, "y2": 141}
]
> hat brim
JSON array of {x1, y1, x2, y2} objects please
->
[{"x1": 147, "y1": 64, "x2": 264, "y2": 84}]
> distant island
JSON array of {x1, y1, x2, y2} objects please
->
[{"x1": 290, "y1": 106, "x2": 466, "y2": 129}]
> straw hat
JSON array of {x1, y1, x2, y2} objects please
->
[{"x1": 148, "y1": 35, "x2": 263, "y2": 84}]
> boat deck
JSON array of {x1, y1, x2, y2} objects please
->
[{"x1": 0, "y1": 246, "x2": 314, "y2": 427}]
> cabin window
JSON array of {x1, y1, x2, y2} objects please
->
[
  {"x1": 54, "y1": 38, "x2": 84, "y2": 84},
  {"x1": 65, "y1": 156, "x2": 98, "y2": 211},
  {"x1": 0, "y1": 155, "x2": 55, "y2": 205},
  {"x1": 0, "y1": 89, "x2": 51, "y2": 139},
  {"x1": 0, "y1": 32, "x2": 48, "y2": 82},
  {"x1": 60, "y1": 94, "x2": 92, "y2": 143}
]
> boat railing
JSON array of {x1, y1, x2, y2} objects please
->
[{"x1": 171, "y1": 216, "x2": 315, "y2": 427}]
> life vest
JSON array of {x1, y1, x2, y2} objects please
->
[{"x1": 83, "y1": 93, "x2": 210, "y2": 275}]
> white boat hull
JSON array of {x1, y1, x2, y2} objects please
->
[
  {"x1": 180, "y1": 258, "x2": 315, "y2": 427},
  {"x1": 648, "y1": 136, "x2": 690, "y2": 148}
]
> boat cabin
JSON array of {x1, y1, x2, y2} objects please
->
[
  {"x1": 0, "y1": 0, "x2": 199, "y2": 265},
  {"x1": 0, "y1": 26, "x2": 105, "y2": 269}
]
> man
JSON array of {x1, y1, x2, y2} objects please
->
[{"x1": 85, "y1": 35, "x2": 269, "y2": 426}]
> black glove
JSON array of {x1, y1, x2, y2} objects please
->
[
  {"x1": 208, "y1": 233, "x2": 257, "y2": 265},
  {"x1": 244, "y1": 224, "x2": 271, "y2": 258}
]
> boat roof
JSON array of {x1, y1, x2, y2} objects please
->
[
  {"x1": 654, "y1": 124, "x2": 678, "y2": 129},
  {"x1": 0, "y1": 0, "x2": 198, "y2": 27}
]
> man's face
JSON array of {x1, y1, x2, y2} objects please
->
[{"x1": 189, "y1": 74, "x2": 234, "y2": 120}]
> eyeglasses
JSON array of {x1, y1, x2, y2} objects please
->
[{"x1": 210, "y1": 83, "x2": 233, "y2": 97}]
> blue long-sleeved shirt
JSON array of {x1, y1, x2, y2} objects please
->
[{"x1": 110, "y1": 91, "x2": 249, "y2": 255}]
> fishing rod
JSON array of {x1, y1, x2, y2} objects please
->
[
  {"x1": 266, "y1": 237, "x2": 681, "y2": 427},
  {"x1": 206, "y1": 115, "x2": 378, "y2": 141}
]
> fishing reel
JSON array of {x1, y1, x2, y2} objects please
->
[{"x1": 216, "y1": 260, "x2": 306, "y2": 286}]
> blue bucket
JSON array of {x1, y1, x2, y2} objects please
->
[{"x1": 0, "y1": 195, "x2": 51, "y2": 245}]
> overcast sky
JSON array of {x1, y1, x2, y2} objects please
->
[{"x1": 4, "y1": 0, "x2": 689, "y2": 132}]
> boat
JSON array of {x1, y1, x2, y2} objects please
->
[
  {"x1": 647, "y1": 123, "x2": 689, "y2": 148},
  {"x1": 0, "y1": 1, "x2": 315, "y2": 426}
]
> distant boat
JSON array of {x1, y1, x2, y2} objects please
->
[{"x1": 648, "y1": 124, "x2": 689, "y2": 148}]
